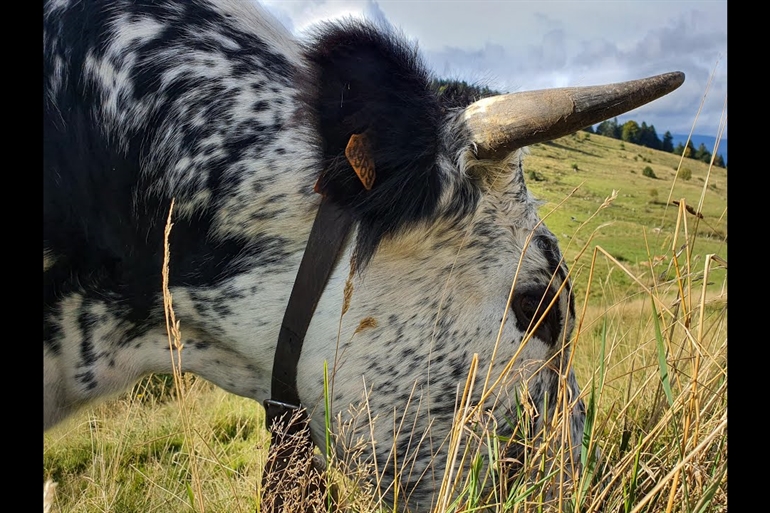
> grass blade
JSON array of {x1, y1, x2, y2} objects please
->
[{"x1": 651, "y1": 298, "x2": 674, "y2": 407}]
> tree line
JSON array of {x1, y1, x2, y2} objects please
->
[
  {"x1": 585, "y1": 118, "x2": 726, "y2": 168},
  {"x1": 431, "y1": 79, "x2": 726, "y2": 168}
]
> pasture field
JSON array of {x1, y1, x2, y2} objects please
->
[{"x1": 44, "y1": 131, "x2": 727, "y2": 512}]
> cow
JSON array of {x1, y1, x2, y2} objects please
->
[{"x1": 43, "y1": 0, "x2": 683, "y2": 509}]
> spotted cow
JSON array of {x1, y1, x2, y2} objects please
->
[{"x1": 44, "y1": 0, "x2": 683, "y2": 509}]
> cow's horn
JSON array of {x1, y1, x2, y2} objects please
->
[{"x1": 463, "y1": 71, "x2": 685, "y2": 160}]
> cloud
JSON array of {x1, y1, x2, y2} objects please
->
[
  {"x1": 526, "y1": 29, "x2": 567, "y2": 73},
  {"x1": 624, "y1": 13, "x2": 726, "y2": 67},
  {"x1": 259, "y1": 0, "x2": 726, "y2": 136}
]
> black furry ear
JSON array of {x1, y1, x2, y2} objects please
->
[{"x1": 306, "y1": 21, "x2": 447, "y2": 267}]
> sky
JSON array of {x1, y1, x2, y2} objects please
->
[{"x1": 261, "y1": 0, "x2": 727, "y2": 141}]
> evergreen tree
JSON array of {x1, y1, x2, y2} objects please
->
[
  {"x1": 694, "y1": 143, "x2": 712, "y2": 163},
  {"x1": 431, "y1": 79, "x2": 499, "y2": 109},
  {"x1": 662, "y1": 131, "x2": 674, "y2": 152},
  {"x1": 639, "y1": 123, "x2": 661, "y2": 150},
  {"x1": 596, "y1": 117, "x2": 621, "y2": 139},
  {"x1": 595, "y1": 120, "x2": 612, "y2": 138}
]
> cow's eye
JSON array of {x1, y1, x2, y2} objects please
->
[
  {"x1": 515, "y1": 294, "x2": 541, "y2": 322},
  {"x1": 511, "y1": 288, "x2": 560, "y2": 346}
]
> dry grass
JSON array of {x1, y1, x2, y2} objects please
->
[{"x1": 259, "y1": 408, "x2": 325, "y2": 513}]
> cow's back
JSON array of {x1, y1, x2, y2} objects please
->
[
  {"x1": 44, "y1": 0, "x2": 318, "y2": 319},
  {"x1": 43, "y1": 0, "x2": 322, "y2": 428}
]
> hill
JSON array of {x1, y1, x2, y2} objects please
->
[{"x1": 524, "y1": 131, "x2": 727, "y2": 302}]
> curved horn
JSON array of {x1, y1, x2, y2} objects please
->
[{"x1": 463, "y1": 71, "x2": 685, "y2": 160}]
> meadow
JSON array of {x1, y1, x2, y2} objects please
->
[{"x1": 43, "y1": 130, "x2": 727, "y2": 512}]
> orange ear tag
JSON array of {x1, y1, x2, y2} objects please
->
[{"x1": 345, "y1": 133, "x2": 376, "y2": 190}]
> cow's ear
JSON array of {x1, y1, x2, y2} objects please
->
[
  {"x1": 306, "y1": 21, "x2": 445, "y2": 267},
  {"x1": 308, "y1": 21, "x2": 441, "y2": 199}
]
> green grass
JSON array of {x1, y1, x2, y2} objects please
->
[
  {"x1": 527, "y1": 132, "x2": 726, "y2": 304},
  {"x1": 44, "y1": 381, "x2": 267, "y2": 512},
  {"x1": 44, "y1": 132, "x2": 727, "y2": 512}
]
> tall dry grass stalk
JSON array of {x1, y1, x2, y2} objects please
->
[{"x1": 162, "y1": 199, "x2": 207, "y2": 511}]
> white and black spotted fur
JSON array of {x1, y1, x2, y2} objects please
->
[{"x1": 44, "y1": 0, "x2": 586, "y2": 508}]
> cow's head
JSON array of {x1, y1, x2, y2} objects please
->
[{"x1": 293, "y1": 21, "x2": 683, "y2": 508}]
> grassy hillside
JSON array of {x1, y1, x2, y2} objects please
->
[
  {"x1": 525, "y1": 131, "x2": 726, "y2": 304},
  {"x1": 44, "y1": 132, "x2": 727, "y2": 513}
]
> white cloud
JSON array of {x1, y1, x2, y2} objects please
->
[{"x1": 260, "y1": 0, "x2": 727, "y2": 137}]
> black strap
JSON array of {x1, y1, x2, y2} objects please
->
[{"x1": 267, "y1": 195, "x2": 354, "y2": 417}]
